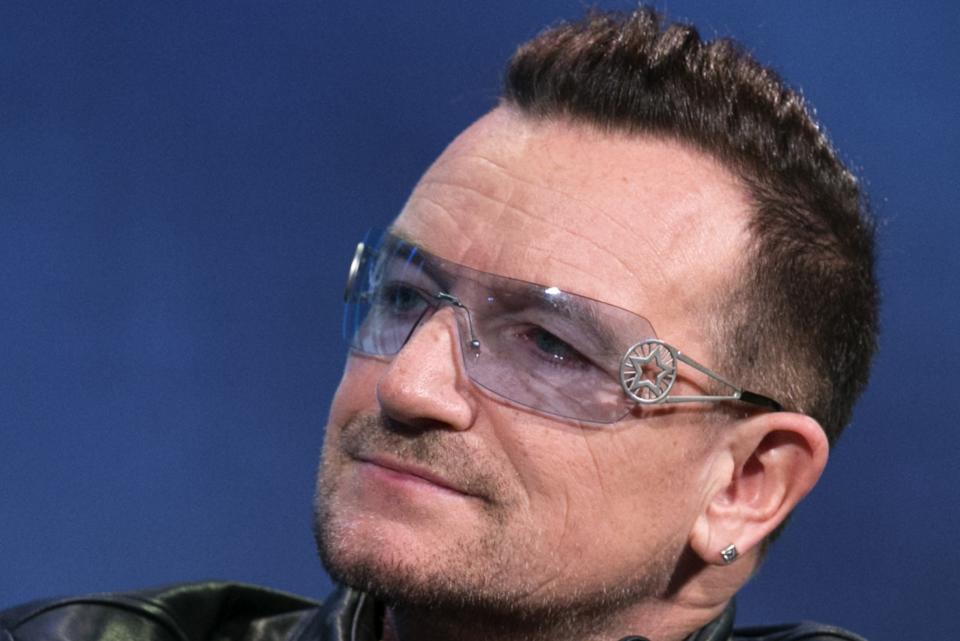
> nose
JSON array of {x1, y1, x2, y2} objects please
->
[{"x1": 376, "y1": 307, "x2": 478, "y2": 431}]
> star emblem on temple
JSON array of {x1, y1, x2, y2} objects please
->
[{"x1": 619, "y1": 340, "x2": 678, "y2": 403}]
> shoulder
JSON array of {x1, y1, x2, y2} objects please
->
[
  {"x1": 0, "y1": 581, "x2": 322, "y2": 641},
  {"x1": 734, "y1": 621, "x2": 869, "y2": 641}
]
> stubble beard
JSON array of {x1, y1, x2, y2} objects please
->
[
  {"x1": 313, "y1": 413, "x2": 682, "y2": 635},
  {"x1": 313, "y1": 413, "x2": 527, "y2": 611}
]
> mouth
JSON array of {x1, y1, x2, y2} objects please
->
[{"x1": 353, "y1": 454, "x2": 477, "y2": 499}]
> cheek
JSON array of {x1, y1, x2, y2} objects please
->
[
  {"x1": 321, "y1": 357, "x2": 383, "y2": 464},
  {"x1": 326, "y1": 357, "x2": 382, "y2": 424},
  {"x1": 499, "y1": 422, "x2": 706, "y2": 549}
]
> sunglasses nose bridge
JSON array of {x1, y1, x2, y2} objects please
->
[
  {"x1": 397, "y1": 301, "x2": 467, "y2": 361},
  {"x1": 434, "y1": 292, "x2": 481, "y2": 351}
]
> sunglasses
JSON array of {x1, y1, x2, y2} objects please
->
[{"x1": 343, "y1": 230, "x2": 781, "y2": 424}]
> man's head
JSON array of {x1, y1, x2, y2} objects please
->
[
  {"x1": 503, "y1": 8, "x2": 878, "y2": 443},
  {"x1": 314, "y1": 7, "x2": 877, "y2": 639}
]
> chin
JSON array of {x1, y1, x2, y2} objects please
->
[
  {"x1": 312, "y1": 435, "x2": 527, "y2": 611},
  {"x1": 313, "y1": 497, "x2": 678, "y2": 625},
  {"x1": 313, "y1": 504, "x2": 500, "y2": 611},
  {"x1": 313, "y1": 480, "x2": 532, "y2": 613}
]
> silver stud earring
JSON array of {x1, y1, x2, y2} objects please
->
[{"x1": 720, "y1": 543, "x2": 738, "y2": 565}]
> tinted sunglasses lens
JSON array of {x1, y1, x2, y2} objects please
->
[
  {"x1": 453, "y1": 278, "x2": 645, "y2": 422},
  {"x1": 344, "y1": 236, "x2": 428, "y2": 356},
  {"x1": 343, "y1": 232, "x2": 655, "y2": 423}
]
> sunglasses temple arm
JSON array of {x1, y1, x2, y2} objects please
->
[{"x1": 663, "y1": 351, "x2": 783, "y2": 411}]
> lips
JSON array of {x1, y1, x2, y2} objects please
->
[
  {"x1": 354, "y1": 454, "x2": 475, "y2": 497},
  {"x1": 335, "y1": 413, "x2": 502, "y2": 503}
]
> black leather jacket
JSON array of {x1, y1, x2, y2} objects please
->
[{"x1": 0, "y1": 582, "x2": 866, "y2": 641}]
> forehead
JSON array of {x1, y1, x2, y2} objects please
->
[{"x1": 392, "y1": 108, "x2": 751, "y2": 341}]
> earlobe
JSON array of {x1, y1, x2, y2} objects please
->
[{"x1": 689, "y1": 412, "x2": 829, "y2": 564}]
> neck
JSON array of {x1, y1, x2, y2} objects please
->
[{"x1": 380, "y1": 596, "x2": 729, "y2": 641}]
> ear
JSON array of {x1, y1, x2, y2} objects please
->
[{"x1": 688, "y1": 411, "x2": 829, "y2": 565}]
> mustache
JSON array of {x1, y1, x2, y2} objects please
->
[{"x1": 339, "y1": 413, "x2": 505, "y2": 502}]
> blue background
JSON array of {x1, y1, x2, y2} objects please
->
[{"x1": 2, "y1": 2, "x2": 957, "y2": 639}]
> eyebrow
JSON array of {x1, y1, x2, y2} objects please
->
[
  {"x1": 387, "y1": 228, "x2": 456, "y2": 291},
  {"x1": 504, "y1": 286, "x2": 624, "y2": 355},
  {"x1": 386, "y1": 229, "x2": 629, "y2": 355}
]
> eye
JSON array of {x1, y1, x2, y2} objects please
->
[
  {"x1": 376, "y1": 282, "x2": 430, "y2": 315},
  {"x1": 522, "y1": 327, "x2": 590, "y2": 369}
]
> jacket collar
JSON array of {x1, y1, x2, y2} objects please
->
[{"x1": 294, "y1": 587, "x2": 734, "y2": 641}]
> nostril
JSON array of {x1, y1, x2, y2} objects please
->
[{"x1": 383, "y1": 414, "x2": 452, "y2": 435}]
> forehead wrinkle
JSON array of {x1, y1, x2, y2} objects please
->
[
  {"x1": 409, "y1": 171, "x2": 671, "y2": 307},
  {"x1": 461, "y1": 151, "x2": 674, "y2": 242},
  {"x1": 400, "y1": 192, "x2": 471, "y2": 242},
  {"x1": 430, "y1": 151, "x2": 645, "y2": 247},
  {"x1": 452, "y1": 152, "x2": 614, "y2": 218},
  {"x1": 525, "y1": 232, "x2": 670, "y2": 298},
  {"x1": 400, "y1": 110, "x2": 751, "y2": 344},
  {"x1": 452, "y1": 120, "x2": 734, "y2": 253},
  {"x1": 403, "y1": 187, "x2": 516, "y2": 262},
  {"x1": 412, "y1": 176, "x2": 518, "y2": 215}
]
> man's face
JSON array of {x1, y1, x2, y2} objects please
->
[{"x1": 314, "y1": 108, "x2": 752, "y2": 615}]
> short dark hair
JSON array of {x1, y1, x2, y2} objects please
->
[{"x1": 502, "y1": 7, "x2": 878, "y2": 445}]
